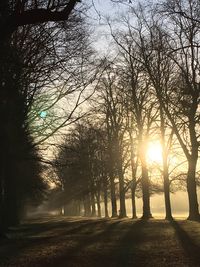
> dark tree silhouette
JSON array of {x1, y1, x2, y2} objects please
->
[{"x1": 0, "y1": 0, "x2": 79, "y2": 40}]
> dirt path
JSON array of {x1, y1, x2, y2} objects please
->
[{"x1": 0, "y1": 217, "x2": 200, "y2": 267}]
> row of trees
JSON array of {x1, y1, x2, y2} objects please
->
[
  {"x1": 0, "y1": 0, "x2": 98, "y2": 235},
  {"x1": 0, "y1": 0, "x2": 199, "y2": 237},
  {"x1": 55, "y1": 0, "x2": 200, "y2": 220}
]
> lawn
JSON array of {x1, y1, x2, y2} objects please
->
[{"x1": 0, "y1": 216, "x2": 200, "y2": 266}]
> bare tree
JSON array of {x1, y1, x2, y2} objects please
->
[
  {"x1": 0, "y1": 0, "x2": 80, "y2": 40},
  {"x1": 96, "y1": 62, "x2": 128, "y2": 218},
  {"x1": 157, "y1": 0, "x2": 200, "y2": 220},
  {"x1": 110, "y1": 22, "x2": 158, "y2": 219}
]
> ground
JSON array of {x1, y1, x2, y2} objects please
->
[{"x1": 0, "y1": 216, "x2": 200, "y2": 267}]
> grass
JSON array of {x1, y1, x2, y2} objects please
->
[{"x1": 0, "y1": 216, "x2": 200, "y2": 266}]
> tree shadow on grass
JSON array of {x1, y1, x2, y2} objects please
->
[
  {"x1": 170, "y1": 220, "x2": 200, "y2": 266},
  {"x1": 0, "y1": 218, "x2": 110, "y2": 266},
  {"x1": 39, "y1": 219, "x2": 123, "y2": 267},
  {"x1": 115, "y1": 219, "x2": 148, "y2": 267},
  {"x1": 9, "y1": 217, "x2": 106, "y2": 237}
]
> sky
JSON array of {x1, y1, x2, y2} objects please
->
[{"x1": 87, "y1": 0, "x2": 130, "y2": 56}]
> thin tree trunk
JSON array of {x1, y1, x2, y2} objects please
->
[
  {"x1": 130, "y1": 134, "x2": 137, "y2": 219},
  {"x1": 103, "y1": 181, "x2": 109, "y2": 217},
  {"x1": 116, "y1": 140, "x2": 127, "y2": 218},
  {"x1": 118, "y1": 167, "x2": 127, "y2": 218},
  {"x1": 162, "y1": 146, "x2": 173, "y2": 220},
  {"x1": 83, "y1": 195, "x2": 91, "y2": 217},
  {"x1": 131, "y1": 186, "x2": 137, "y2": 219},
  {"x1": 90, "y1": 192, "x2": 96, "y2": 217},
  {"x1": 96, "y1": 191, "x2": 101, "y2": 217}
]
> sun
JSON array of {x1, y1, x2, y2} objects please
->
[{"x1": 147, "y1": 141, "x2": 163, "y2": 164}]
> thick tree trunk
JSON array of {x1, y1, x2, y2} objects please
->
[
  {"x1": 163, "y1": 176, "x2": 173, "y2": 220},
  {"x1": 187, "y1": 158, "x2": 200, "y2": 220},
  {"x1": 141, "y1": 164, "x2": 152, "y2": 219},
  {"x1": 110, "y1": 176, "x2": 118, "y2": 217},
  {"x1": 0, "y1": 170, "x2": 7, "y2": 237},
  {"x1": 2, "y1": 168, "x2": 21, "y2": 227}
]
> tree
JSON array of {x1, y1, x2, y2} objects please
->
[
  {"x1": 110, "y1": 24, "x2": 158, "y2": 219},
  {"x1": 127, "y1": 13, "x2": 175, "y2": 220},
  {"x1": 55, "y1": 120, "x2": 110, "y2": 218},
  {"x1": 127, "y1": 0, "x2": 200, "y2": 220},
  {"x1": 0, "y1": 0, "x2": 92, "y2": 233},
  {"x1": 96, "y1": 63, "x2": 128, "y2": 218},
  {"x1": 157, "y1": 0, "x2": 200, "y2": 220},
  {"x1": 0, "y1": 0, "x2": 80, "y2": 40}
]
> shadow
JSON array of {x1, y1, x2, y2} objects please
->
[
  {"x1": 37, "y1": 219, "x2": 124, "y2": 267},
  {"x1": 0, "y1": 218, "x2": 110, "y2": 265},
  {"x1": 11, "y1": 217, "x2": 106, "y2": 237},
  {"x1": 115, "y1": 219, "x2": 148, "y2": 267},
  {"x1": 170, "y1": 220, "x2": 200, "y2": 266}
]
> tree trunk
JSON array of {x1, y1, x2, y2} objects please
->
[
  {"x1": 90, "y1": 192, "x2": 96, "y2": 217},
  {"x1": 103, "y1": 181, "x2": 109, "y2": 217},
  {"x1": 141, "y1": 163, "x2": 152, "y2": 219},
  {"x1": 3, "y1": 169, "x2": 21, "y2": 227},
  {"x1": 0, "y1": 170, "x2": 7, "y2": 236},
  {"x1": 130, "y1": 137, "x2": 137, "y2": 219},
  {"x1": 77, "y1": 201, "x2": 81, "y2": 216},
  {"x1": 162, "y1": 147, "x2": 173, "y2": 220},
  {"x1": 118, "y1": 167, "x2": 127, "y2": 218},
  {"x1": 131, "y1": 186, "x2": 137, "y2": 219},
  {"x1": 83, "y1": 195, "x2": 91, "y2": 217},
  {"x1": 116, "y1": 140, "x2": 127, "y2": 218},
  {"x1": 159, "y1": 109, "x2": 173, "y2": 221},
  {"x1": 110, "y1": 175, "x2": 118, "y2": 217},
  {"x1": 163, "y1": 177, "x2": 173, "y2": 220},
  {"x1": 187, "y1": 158, "x2": 200, "y2": 220},
  {"x1": 96, "y1": 191, "x2": 101, "y2": 217}
]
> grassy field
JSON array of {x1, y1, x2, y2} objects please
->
[{"x1": 0, "y1": 216, "x2": 200, "y2": 267}]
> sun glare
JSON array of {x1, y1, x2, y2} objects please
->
[{"x1": 147, "y1": 142, "x2": 163, "y2": 164}]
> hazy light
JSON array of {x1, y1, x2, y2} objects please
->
[
  {"x1": 39, "y1": 111, "x2": 47, "y2": 118},
  {"x1": 147, "y1": 141, "x2": 163, "y2": 164}
]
